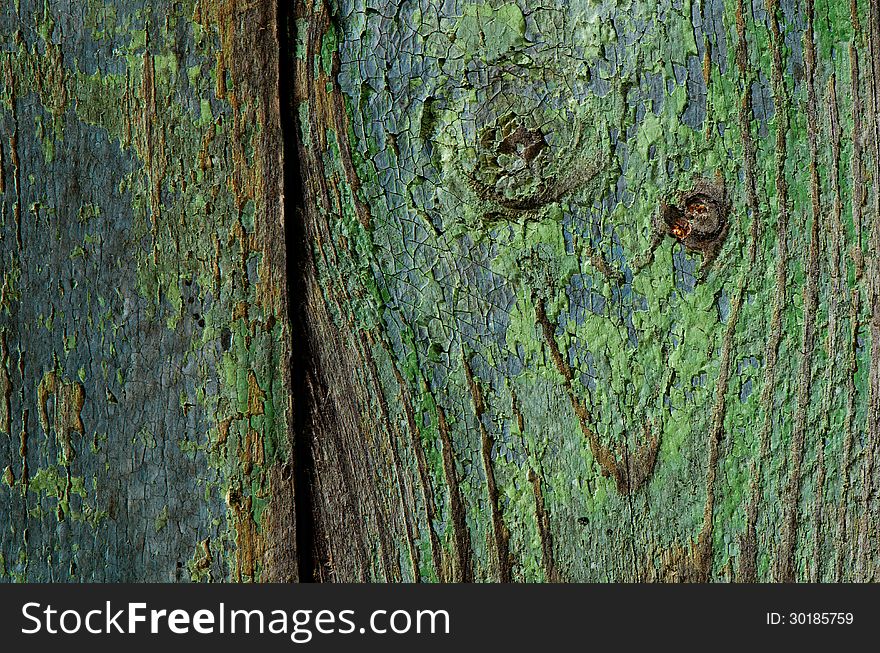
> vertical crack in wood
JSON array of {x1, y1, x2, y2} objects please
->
[
  {"x1": 534, "y1": 299, "x2": 658, "y2": 497},
  {"x1": 281, "y1": 0, "x2": 314, "y2": 582}
]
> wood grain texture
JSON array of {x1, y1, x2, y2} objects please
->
[
  {"x1": 0, "y1": 0, "x2": 296, "y2": 582},
  {"x1": 293, "y1": 0, "x2": 880, "y2": 582},
  {"x1": 2, "y1": 0, "x2": 880, "y2": 583}
]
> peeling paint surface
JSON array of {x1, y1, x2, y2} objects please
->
[
  {"x1": 1, "y1": 0, "x2": 878, "y2": 583},
  {"x1": 294, "y1": 0, "x2": 880, "y2": 582},
  {"x1": 0, "y1": 0, "x2": 292, "y2": 582}
]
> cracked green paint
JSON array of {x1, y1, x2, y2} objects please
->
[
  {"x1": 296, "y1": 0, "x2": 879, "y2": 581},
  {"x1": 1, "y1": 0, "x2": 290, "y2": 582}
]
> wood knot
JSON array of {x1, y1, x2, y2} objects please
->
[
  {"x1": 439, "y1": 57, "x2": 612, "y2": 219},
  {"x1": 482, "y1": 113, "x2": 548, "y2": 164},
  {"x1": 659, "y1": 178, "x2": 730, "y2": 257},
  {"x1": 467, "y1": 109, "x2": 589, "y2": 213}
]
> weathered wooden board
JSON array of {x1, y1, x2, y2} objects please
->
[
  {"x1": 0, "y1": 0, "x2": 296, "y2": 582},
  {"x1": 293, "y1": 0, "x2": 880, "y2": 582},
  {"x1": 2, "y1": 0, "x2": 879, "y2": 583}
]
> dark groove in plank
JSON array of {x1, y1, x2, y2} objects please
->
[
  {"x1": 362, "y1": 331, "x2": 418, "y2": 581},
  {"x1": 534, "y1": 299, "x2": 658, "y2": 497},
  {"x1": 463, "y1": 354, "x2": 512, "y2": 582},
  {"x1": 775, "y1": 0, "x2": 824, "y2": 583},
  {"x1": 750, "y1": 0, "x2": 792, "y2": 582},
  {"x1": 278, "y1": 0, "x2": 312, "y2": 583},
  {"x1": 382, "y1": 341, "x2": 445, "y2": 581}
]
